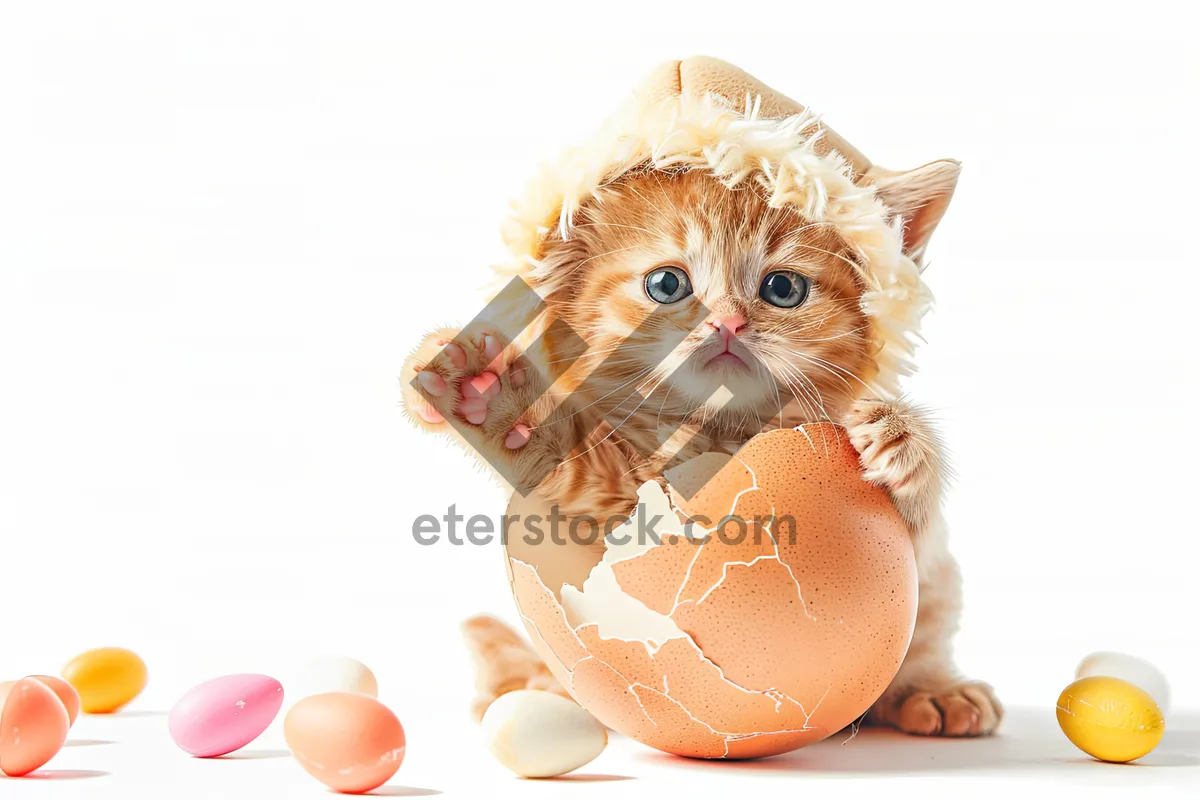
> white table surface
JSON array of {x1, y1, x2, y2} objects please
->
[{"x1": 4, "y1": 705, "x2": 1196, "y2": 799}]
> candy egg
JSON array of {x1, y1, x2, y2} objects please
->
[
  {"x1": 169, "y1": 674, "x2": 284, "y2": 757},
  {"x1": 0, "y1": 677, "x2": 70, "y2": 776},
  {"x1": 284, "y1": 692, "x2": 405, "y2": 793},
  {"x1": 1056, "y1": 676, "x2": 1164, "y2": 763},
  {"x1": 481, "y1": 690, "x2": 607, "y2": 778},
  {"x1": 30, "y1": 676, "x2": 81, "y2": 726},
  {"x1": 294, "y1": 656, "x2": 378, "y2": 699},
  {"x1": 0, "y1": 677, "x2": 79, "y2": 725},
  {"x1": 1076, "y1": 651, "x2": 1170, "y2": 712},
  {"x1": 62, "y1": 647, "x2": 147, "y2": 713},
  {"x1": 0, "y1": 680, "x2": 15, "y2": 712}
]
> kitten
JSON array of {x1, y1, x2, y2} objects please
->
[{"x1": 402, "y1": 168, "x2": 1001, "y2": 737}]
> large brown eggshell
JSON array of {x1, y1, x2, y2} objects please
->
[{"x1": 504, "y1": 422, "x2": 917, "y2": 759}]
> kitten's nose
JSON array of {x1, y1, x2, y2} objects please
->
[{"x1": 709, "y1": 314, "x2": 747, "y2": 341}]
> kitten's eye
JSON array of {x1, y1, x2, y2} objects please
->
[
  {"x1": 759, "y1": 271, "x2": 810, "y2": 308},
  {"x1": 644, "y1": 266, "x2": 693, "y2": 304}
]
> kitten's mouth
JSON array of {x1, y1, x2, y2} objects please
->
[
  {"x1": 703, "y1": 345, "x2": 752, "y2": 371},
  {"x1": 707, "y1": 352, "x2": 748, "y2": 369}
]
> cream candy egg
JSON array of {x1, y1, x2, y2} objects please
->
[
  {"x1": 1076, "y1": 651, "x2": 1169, "y2": 712},
  {"x1": 482, "y1": 690, "x2": 607, "y2": 778},
  {"x1": 293, "y1": 656, "x2": 378, "y2": 701},
  {"x1": 169, "y1": 674, "x2": 284, "y2": 757}
]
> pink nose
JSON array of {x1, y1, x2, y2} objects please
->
[{"x1": 709, "y1": 314, "x2": 747, "y2": 340}]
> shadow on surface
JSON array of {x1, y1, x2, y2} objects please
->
[
  {"x1": 359, "y1": 787, "x2": 442, "y2": 797},
  {"x1": 216, "y1": 749, "x2": 291, "y2": 760},
  {"x1": 526, "y1": 773, "x2": 635, "y2": 782},
  {"x1": 64, "y1": 738, "x2": 115, "y2": 747},
  {"x1": 6, "y1": 769, "x2": 112, "y2": 780},
  {"x1": 633, "y1": 708, "x2": 1200, "y2": 786}
]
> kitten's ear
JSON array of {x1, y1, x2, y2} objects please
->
[{"x1": 863, "y1": 159, "x2": 961, "y2": 260}]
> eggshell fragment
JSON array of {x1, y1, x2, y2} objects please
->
[
  {"x1": 30, "y1": 676, "x2": 81, "y2": 726},
  {"x1": 284, "y1": 692, "x2": 405, "y2": 793},
  {"x1": 482, "y1": 690, "x2": 606, "y2": 778},
  {"x1": 1057, "y1": 676, "x2": 1164, "y2": 763},
  {"x1": 293, "y1": 656, "x2": 378, "y2": 700},
  {"x1": 1076, "y1": 651, "x2": 1170, "y2": 712},
  {"x1": 0, "y1": 677, "x2": 70, "y2": 776},
  {"x1": 169, "y1": 674, "x2": 284, "y2": 757},
  {"x1": 62, "y1": 647, "x2": 147, "y2": 714}
]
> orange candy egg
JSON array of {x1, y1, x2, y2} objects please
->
[
  {"x1": 284, "y1": 692, "x2": 406, "y2": 794},
  {"x1": 0, "y1": 677, "x2": 70, "y2": 776},
  {"x1": 30, "y1": 676, "x2": 81, "y2": 726},
  {"x1": 61, "y1": 647, "x2": 147, "y2": 714}
]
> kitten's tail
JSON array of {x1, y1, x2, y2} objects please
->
[{"x1": 461, "y1": 614, "x2": 572, "y2": 720}]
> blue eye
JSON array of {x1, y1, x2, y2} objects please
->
[
  {"x1": 759, "y1": 271, "x2": 810, "y2": 308},
  {"x1": 645, "y1": 266, "x2": 693, "y2": 304}
]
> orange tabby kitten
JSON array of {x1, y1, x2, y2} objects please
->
[{"x1": 402, "y1": 167, "x2": 1001, "y2": 737}]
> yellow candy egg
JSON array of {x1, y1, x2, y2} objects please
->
[
  {"x1": 61, "y1": 647, "x2": 147, "y2": 714},
  {"x1": 1056, "y1": 676, "x2": 1164, "y2": 763}
]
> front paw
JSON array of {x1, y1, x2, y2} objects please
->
[
  {"x1": 873, "y1": 681, "x2": 1003, "y2": 737},
  {"x1": 402, "y1": 327, "x2": 558, "y2": 492},
  {"x1": 844, "y1": 399, "x2": 939, "y2": 500}
]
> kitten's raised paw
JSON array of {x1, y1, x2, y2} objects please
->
[
  {"x1": 883, "y1": 682, "x2": 1003, "y2": 737},
  {"x1": 403, "y1": 327, "x2": 533, "y2": 445},
  {"x1": 844, "y1": 399, "x2": 936, "y2": 496},
  {"x1": 401, "y1": 327, "x2": 470, "y2": 427}
]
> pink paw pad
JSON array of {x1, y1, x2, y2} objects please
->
[
  {"x1": 416, "y1": 371, "x2": 446, "y2": 396},
  {"x1": 464, "y1": 372, "x2": 500, "y2": 400},
  {"x1": 442, "y1": 343, "x2": 466, "y2": 370},
  {"x1": 416, "y1": 401, "x2": 444, "y2": 424},
  {"x1": 504, "y1": 424, "x2": 531, "y2": 449},
  {"x1": 457, "y1": 371, "x2": 500, "y2": 425},
  {"x1": 483, "y1": 335, "x2": 504, "y2": 364}
]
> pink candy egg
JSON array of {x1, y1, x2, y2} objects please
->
[{"x1": 168, "y1": 674, "x2": 284, "y2": 758}]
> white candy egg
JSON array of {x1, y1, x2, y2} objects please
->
[
  {"x1": 481, "y1": 690, "x2": 607, "y2": 778},
  {"x1": 1076, "y1": 651, "x2": 1170, "y2": 712},
  {"x1": 293, "y1": 657, "x2": 378, "y2": 701}
]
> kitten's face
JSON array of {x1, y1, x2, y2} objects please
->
[{"x1": 539, "y1": 170, "x2": 873, "y2": 425}]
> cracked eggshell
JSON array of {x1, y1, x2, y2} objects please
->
[
  {"x1": 168, "y1": 674, "x2": 284, "y2": 757},
  {"x1": 504, "y1": 422, "x2": 917, "y2": 759},
  {"x1": 481, "y1": 689, "x2": 607, "y2": 777}
]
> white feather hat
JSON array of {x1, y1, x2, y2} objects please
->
[{"x1": 491, "y1": 56, "x2": 955, "y2": 397}]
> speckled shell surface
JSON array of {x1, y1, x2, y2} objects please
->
[{"x1": 504, "y1": 423, "x2": 917, "y2": 759}]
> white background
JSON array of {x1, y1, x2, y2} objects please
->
[{"x1": 1, "y1": 1, "x2": 1198, "y2": 797}]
